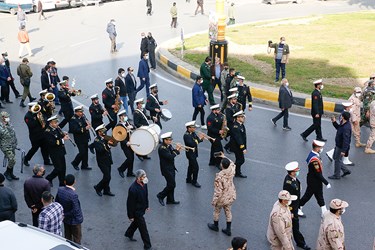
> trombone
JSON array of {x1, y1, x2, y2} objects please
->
[
  {"x1": 196, "y1": 131, "x2": 216, "y2": 142},
  {"x1": 172, "y1": 142, "x2": 195, "y2": 152}
]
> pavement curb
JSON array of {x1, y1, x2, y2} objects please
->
[{"x1": 156, "y1": 37, "x2": 346, "y2": 114}]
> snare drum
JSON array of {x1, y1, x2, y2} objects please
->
[
  {"x1": 129, "y1": 126, "x2": 159, "y2": 155},
  {"x1": 148, "y1": 124, "x2": 161, "y2": 135},
  {"x1": 160, "y1": 108, "x2": 172, "y2": 121}
]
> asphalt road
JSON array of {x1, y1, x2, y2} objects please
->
[{"x1": 0, "y1": 0, "x2": 374, "y2": 249}]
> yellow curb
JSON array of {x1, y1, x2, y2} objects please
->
[
  {"x1": 177, "y1": 65, "x2": 191, "y2": 79},
  {"x1": 251, "y1": 87, "x2": 278, "y2": 102}
]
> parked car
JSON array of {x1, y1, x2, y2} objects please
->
[
  {"x1": 81, "y1": 0, "x2": 101, "y2": 6},
  {"x1": 54, "y1": 0, "x2": 69, "y2": 9},
  {"x1": 0, "y1": 0, "x2": 32, "y2": 14},
  {"x1": 264, "y1": 0, "x2": 302, "y2": 4},
  {"x1": 32, "y1": 0, "x2": 55, "y2": 12},
  {"x1": 0, "y1": 220, "x2": 89, "y2": 250}
]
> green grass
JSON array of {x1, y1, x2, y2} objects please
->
[{"x1": 176, "y1": 11, "x2": 375, "y2": 98}]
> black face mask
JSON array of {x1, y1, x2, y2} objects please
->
[{"x1": 41, "y1": 170, "x2": 46, "y2": 176}]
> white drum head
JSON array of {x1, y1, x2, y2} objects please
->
[
  {"x1": 161, "y1": 109, "x2": 172, "y2": 121},
  {"x1": 130, "y1": 127, "x2": 158, "y2": 155},
  {"x1": 148, "y1": 124, "x2": 161, "y2": 135}
]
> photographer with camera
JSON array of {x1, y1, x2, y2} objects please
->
[{"x1": 268, "y1": 37, "x2": 290, "y2": 83}]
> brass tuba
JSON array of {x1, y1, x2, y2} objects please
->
[
  {"x1": 45, "y1": 93, "x2": 55, "y2": 116},
  {"x1": 221, "y1": 113, "x2": 229, "y2": 139},
  {"x1": 31, "y1": 104, "x2": 46, "y2": 128}
]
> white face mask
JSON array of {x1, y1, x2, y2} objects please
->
[
  {"x1": 281, "y1": 41, "x2": 285, "y2": 44},
  {"x1": 142, "y1": 104, "x2": 146, "y2": 109},
  {"x1": 285, "y1": 82, "x2": 289, "y2": 87},
  {"x1": 320, "y1": 85, "x2": 324, "y2": 90},
  {"x1": 121, "y1": 73, "x2": 126, "y2": 78},
  {"x1": 123, "y1": 116, "x2": 128, "y2": 122},
  {"x1": 142, "y1": 177, "x2": 149, "y2": 184},
  {"x1": 355, "y1": 93, "x2": 361, "y2": 98},
  {"x1": 341, "y1": 208, "x2": 346, "y2": 214},
  {"x1": 145, "y1": 56, "x2": 149, "y2": 60},
  {"x1": 4, "y1": 117, "x2": 10, "y2": 123},
  {"x1": 287, "y1": 200, "x2": 292, "y2": 206},
  {"x1": 112, "y1": 21, "x2": 116, "y2": 26},
  {"x1": 319, "y1": 148, "x2": 324, "y2": 153},
  {"x1": 349, "y1": 108, "x2": 353, "y2": 112}
]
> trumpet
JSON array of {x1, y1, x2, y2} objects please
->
[
  {"x1": 172, "y1": 142, "x2": 195, "y2": 152},
  {"x1": 197, "y1": 131, "x2": 216, "y2": 142}
]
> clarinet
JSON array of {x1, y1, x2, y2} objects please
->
[{"x1": 57, "y1": 127, "x2": 77, "y2": 147}]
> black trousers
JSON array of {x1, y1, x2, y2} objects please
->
[
  {"x1": 0, "y1": 210, "x2": 15, "y2": 222},
  {"x1": 233, "y1": 149, "x2": 245, "y2": 174},
  {"x1": 0, "y1": 82, "x2": 10, "y2": 101},
  {"x1": 125, "y1": 215, "x2": 151, "y2": 249},
  {"x1": 273, "y1": 108, "x2": 289, "y2": 127},
  {"x1": 46, "y1": 153, "x2": 66, "y2": 186},
  {"x1": 119, "y1": 145, "x2": 134, "y2": 175},
  {"x1": 96, "y1": 164, "x2": 111, "y2": 193},
  {"x1": 299, "y1": 183, "x2": 325, "y2": 207},
  {"x1": 105, "y1": 110, "x2": 117, "y2": 131},
  {"x1": 72, "y1": 142, "x2": 88, "y2": 168},
  {"x1": 128, "y1": 91, "x2": 136, "y2": 114},
  {"x1": 32, "y1": 209, "x2": 41, "y2": 227},
  {"x1": 186, "y1": 157, "x2": 199, "y2": 183},
  {"x1": 8, "y1": 79, "x2": 20, "y2": 98},
  {"x1": 149, "y1": 50, "x2": 156, "y2": 69},
  {"x1": 209, "y1": 138, "x2": 223, "y2": 167},
  {"x1": 301, "y1": 116, "x2": 323, "y2": 139},
  {"x1": 59, "y1": 108, "x2": 74, "y2": 129},
  {"x1": 158, "y1": 171, "x2": 176, "y2": 202},
  {"x1": 211, "y1": 78, "x2": 223, "y2": 101},
  {"x1": 192, "y1": 107, "x2": 205, "y2": 126},
  {"x1": 25, "y1": 136, "x2": 50, "y2": 163},
  {"x1": 292, "y1": 216, "x2": 306, "y2": 247}
]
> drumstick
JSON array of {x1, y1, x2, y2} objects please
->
[{"x1": 129, "y1": 143, "x2": 140, "y2": 147}]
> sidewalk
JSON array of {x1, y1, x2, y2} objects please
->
[{"x1": 156, "y1": 36, "x2": 346, "y2": 114}]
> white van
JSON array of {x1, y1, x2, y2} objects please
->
[
  {"x1": 0, "y1": 220, "x2": 90, "y2": 250},
  {"x1": 0, "y1": 0, "x2": 33, "y2": 14}
]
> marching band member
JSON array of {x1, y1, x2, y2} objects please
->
[
  {"x1": 224, "y1": 94, "x2": 241, "y2": 154},
  {"x1": 102, "y1": 78, "x2": 117, "y2": 131},
  {"x1": 133, "y1": 98, "x2": 153, "y2": 161},
  {"x1": 89, "y1": 94, "x2": 108, "y2": 129},
  {"x1": 93, "y1": 124, "x2": 115, "y2": 197},
  {"x1": 230, "y1": 111, "x2": 247, "y2": 178},
  {"x1": 38, "y1": 89, "x2": 51, "y2": 119},
  {"x1": 24, "y1": 102, "x2": 51, "y2": 167},
  {"x1": 146, "y1": 83, "x2": 168, "y2": 129},
  {"x1": 69, "y1": 106, "x2": 92, "y2": 171},
  {"x1": 156, "y1": 132, "x2": 182, "y2": 206},
  {"x1": 44, "y1": 115, "x2": 69, "y2": 187},
  {"x1": 207, "y1": 104, "x2": 224, "y2": 170},
  {"x1": 0, "y1": 112, "x2": 19, "y2": 181},
  {"x1": 183, "y1": 121, "x2": 204, "y2": 188},
  {"x1": 58, "y1": 79, "x2": 76, "y2": 129},
  {"x1": 117, "y1": 110, "x2": 135, "y2": 178},
  {"x1": 236, "y1": 75, "x2": 253, "y2": 112}
]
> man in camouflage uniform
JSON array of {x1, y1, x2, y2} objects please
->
[
  {"x1": 349, "y1": 87, "x2": 365, "y2": 147},
  {"x1": 360, "y1": 80, "x2": 375, "y2": 127},
  {"x1": 267, "y1": 190, "x2": 295, "y2": 250},
  {"x1": 0, "y1": 112, "x2": 19, "y2": 181},
  {"x1": 316, "y1": 199, "x2": 348, "y2": 250},
  {"x1": 365, "y1": 100, "x2": 375, "y2": 154}
]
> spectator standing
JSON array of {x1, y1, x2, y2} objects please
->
[
  {"x1": 170, "y1": 2, "x2": 177, "y2": 28},
  {"x1": 207, "y1": 157, "x2": 236, "y2": 236},
  {"x1": 37, "y1": 0, "x2": 47, "y2": 20},
  {"x1": 147, "y1": 32, "x2": 157, "y2": 70},
  {"x1": 38, "y1": 191, "x2": 64, "y2": 236},
  {"x1": 17, "y1": 6, "x2": 27, "y2": 28},
  {"x1": 24, "y1": 165, "x2": 51, "y2": 227},
  {"x1": 0, "y1": 173, "x2": 17, "y2": 222},
  {"x1": 136, "y1": 52, "x2": 151, "y2": 97},
  {"x1": 195, "y1": 0, "x2": 204, "y2": 15},
  {"x1": 106, "y1": 19, "x2": 117, "y2": 53},
  {"x1": 115, "y1": 68, "x2": 129, "y2": 114},
  {"x1": 47, "y1": 60, "x2": 61, "y2": 105},
  {"x1": 2, "y1": 52, "x2": 21, "y2": 100},
  {"x1": 192, "y1": 76, "x2": 207, "y2": 129},
  {"x1": 268, "y1": 37, "x2": 289, "y2": 82},
  {"x1": 0, "y1": 57, "x2": 12, "y2": 104},
  {"x1": 124, "y1": 169, "x2": 152, "y2": 250},
  {"x1": 210, "y1": 57, "x2": 224, "y2": 102},
  {"x1": 200, "y1": 56, "x2": 215, "y2": 105},
  {"x1": 17, "y1": 57, "x2": 35, "y2": 107},
  {"x1": 55, "y1": 174, "x2": 83, "y2": 244},
  {"x1": 220, "y1": 62, "x2": 229, "y2": 108},
  {"x1": 18, "y1": 25, "x2": 33, "y2": 58},
  {"x1": 227, "y1": 3, "x2": 235, "y2": 25},
  {"x1": 125, "y1": 67, "x2": 137, "y2": 115},
  {"x1": 146, "y1": 0, "x2": 152, "y2": 16},
  {"x1": 271, "y1": 78, "x2": 293, "y2": 130},
  {"x1": 140, "y1": 33, "x2": 148, "y2": 59}
]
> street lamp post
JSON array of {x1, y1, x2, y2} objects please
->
[{"x1": 209, "y1": 0, "x2": 228, "y2": 63}]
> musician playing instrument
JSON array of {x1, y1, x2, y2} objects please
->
[
  {"x1": 102, "y1": 78, "x2": 117, "y2": 131},
  {"x1": 93, "y1": 124, "x2": 115, "y2": 197},
  {"x1": 224, "y1": 94, "x2": 241, "y2": 153},
  {"x1": 69, "y1": 106, "x2": 92, "y2": 171},
  {"x1": 24, "y1": 102, "x2": 52, "y2": 167},
  {"x1": 44, "y1": 115, "x2": 70, "y2": 187},
  {"x1": 230, "y1": 111, "x2": 247, "y2": 178},
  {"x1": 116, "y1": 110, "x2": 136, "y2": 178},
  {"x1": 133, "y1": 98, "x2": 153, "y2": 161},
  {"x1": 146, "y1": 83, "x2": 168, "y2": 129},
  {"x1": 156, "y1": 132, "x2": 182, "y2": 206},
  {"x1": 89, "y1": 94, "x2": 108, "y2": 129},
  {"x1": 207, "y1": 104, "x2": 225, "y2": 170},
  {"x1": 57, "y1": 79, "x2": 76, "y2": 129},
  {"x1": 236, "y1": 75, "x2": 253, "y2": 112},
  {"x1": 183, "y1": 121, "x2": 204, "y2": 188},
  {"x1": 38, "y1": 89, "x2": 52, "y2": 119}
]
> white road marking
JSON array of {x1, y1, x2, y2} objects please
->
[
  {"x1": 70, "y1": 38, "x2": 97, "y2": 47},
  {"x1": 71, "y1": 98, "x2": 89, "y2": 109}
]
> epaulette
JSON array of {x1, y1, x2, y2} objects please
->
[
  {"x1": 161, "y1": 145, "x2": 166, "y2": 149},
  {"x1": 233, "y1": 125, "x2": 238, "y2": 128},
  {"x1": 94, "y1": 138, "x2": 100, "y2": 142},
  {"x1": 71, "y1": 116, "x2": 76, "y2": 120},
  {"x1": 45, "y1": 128, "x2": 50, "y2": 132},
  {"x1": 286, "y1": 180, "x2": 292, "y2": 184}
]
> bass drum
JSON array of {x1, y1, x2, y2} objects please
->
[
  {"x1": 160, "y1": 108, "x2": 172, "y2": 121},
  {"x1": 148, "y1": 124, "x2": 161, "y2": 135},
  {"x1": 130, "y1": 126, "x2": 159, "y2": 156}
]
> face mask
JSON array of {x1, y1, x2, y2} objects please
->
[
  {"x1": 295, "y1": 171, "x2": 300, "y2": 177},
  {"x1": 42, "y1": 170, "x2": 46, "y2": 176},
  {"x1": 121, "y1": 73, "x2": 126, "y2": 78},
  {"x1": 319, "y1": 148, "x2": 324, "y2": 153},
  {"x1": 142, "y1": 104, "x2": 146, "y2": 109},
  {"x1": 355, "y1": 93, "x2": 361, "y2": 98},
  {"x1": 112, "y1": 22, "x2": 116, "y2": 26},
  {"x1": 349, "y1": 108, "x2": 353, "y2": 112},
  {"x1": 281, "y1": 41, "x2": 285, "y2": 44},
  {"x1": 341, "y1": 208, "x2": 346, "y2": 214},
  {"x1": 320, "y1": 85, "x2": 324, "y2": 90},
  {"x1": 145, "y1": 56, "x2": 149, "y2": 60},
  {"x1": 4, "y1": 57, "x2": 7, "y2": 60},
  {"x1": 285, "y1": 82, "x2": 289, "y2": 87},
  {"x1": 123, "y1": 116, "x2": 128, "y2": 122},
  {"x1": 142, "y1": 177, "x2": 149, "y2": 184},
  {"x1": 287, "y1": 200, "x2": 292, "y2": 206},
  {"x1": 4, "y1": 117, "x2": 10, "y2": 122},
  {"x1": 1, "y1": 62, "x2": 5, "y2": 66}
]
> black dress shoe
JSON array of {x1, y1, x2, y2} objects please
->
[
  {"x1": 71, "y1": 162, "x2": 80, "y2": 171},
  {"x1": 157, "y1": 195, "x2": 165, "y2": 206},
  {"x1": 126, "y1": 172, "x2": 136, "y2": 177},
  {"x1": 103, "y1": 192, "x2": 115, "y2": 196},
  {"x1": 118, "y1": 168, "x2": 125, "y2": 178},
  {"x1": 300, "y1": 133, "x2": 308, "y2": 141},
  {"x1": 208, "y1": 162, "x2": 216, "y2": 166},
  {"x1": 235, "y1": 173, "x2": 247, "y2": 178},
  {"x1": 94, "y1": 185, "x2": 102, "y2": 196},
  {"x1": 6, "y1": 100, "x2": 13, "y2": 103},
  {"x1": 166, "y1": 201, "x2": 180, "y2": 205},
  {"x1": 44, "y1": 161, "x2": 53, "y2": 166},
  {"x1": 125, "y1": 235, "x2": 137, "y2": 242},
  {"x1": 137, "y1": 156, "x2": 144, "y2": 162},
  {"x1": 297, "y1": 244, "x2": 311, "y2": 250},
  {"x1": 186, "y1": 178, "x2": 192, "y2": 183},
  {"x1": 143, "y1": 156, "x2": 151, "y2": 160},
  {"x1": 23, "y1": 159, "x2": 30, "y2": 167},
  {"x1": 328, "y1": 175, "x2": 340, "y2": 180},
  {"x1": 29, "y1": 97, "x2": 36, "y2": 101},
  {"x1": 341, "y1": 171, "x2": 351, "y2": 177},
  {"x1": 192, "y1": 182, "x2": 201, "y2": 188},
  {"x1": 317, "y1": 138, "x2": 327, "y2": 142},
  {"x1": 81, "y1": 167, "x2": 92, "y2": 170}
]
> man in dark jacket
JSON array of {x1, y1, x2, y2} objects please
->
[
  {"x1": 0, "y1": 58, "x2": 12, "y2": 104},
  {"x1": 115, "y1": 68, "x2": 128, "y2": 114},
  {"x1": 136, "y1": 53, "x2": 151, "y2": 97},
  {"x1": 200, "y1": 56, "x2": 215, "y2": 105},
  {"x1": 147, "y1": 32, "x2": 157, "y2": 69},
  {"x1": 156, "y1": 132, "x2": 181, "y2": 206},
  {"x1": 124, "y1": 169, "x2": 152, "y2": 250},
  {"x1": 55, "y1": 174, "x2": 84, "y2": 244},
  {"x1": 0, "y1": 173, "x2": 17, "y2": 222},
  {"x1": 58, "y1": 78, "x2": 75, "y2": 129},
  {"x1": 125, "y1": 67, "x2": 137, "y2": 115},
  {"x1": 328, "y1": 111, "x2": 352, "y2": 179},
  {"x1": 192, "y1": 76, "x2": 207, "y2": 128},
  {"x1": 23, "y1": 164, "x2": 50, "y2": 226},
  {"x1": 210, "y1": 57, "x2": 224, "y2": 101},
  {"x1": 271, "y1": 78, "x2": 293, "y2": 130},
  {"x1": 2, "y1": 52, "x2": 21, "y2": 100},
  {"x1": 40, "y1": 65, "x2": 52, "y2": 91},
  {"x1": 140, "y1": 33, "x2": 148, "y2": 59},
  {"x1": 146, "y1": 83, "x2": 167, "y2": 129},
  {"x1": 230, "y1": 111, "x2": 247, "y2": 178},
  {"x1": 300, "y1": 79, "x2": 326, "y2": 142}
]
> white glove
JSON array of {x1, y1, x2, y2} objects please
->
[{"x1": 326, "y1": 183, "x2": 331, "y2": 189}]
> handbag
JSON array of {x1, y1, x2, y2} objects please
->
[{"x1": 23, "y1": 77, "x2": 30, "y2": 87}]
